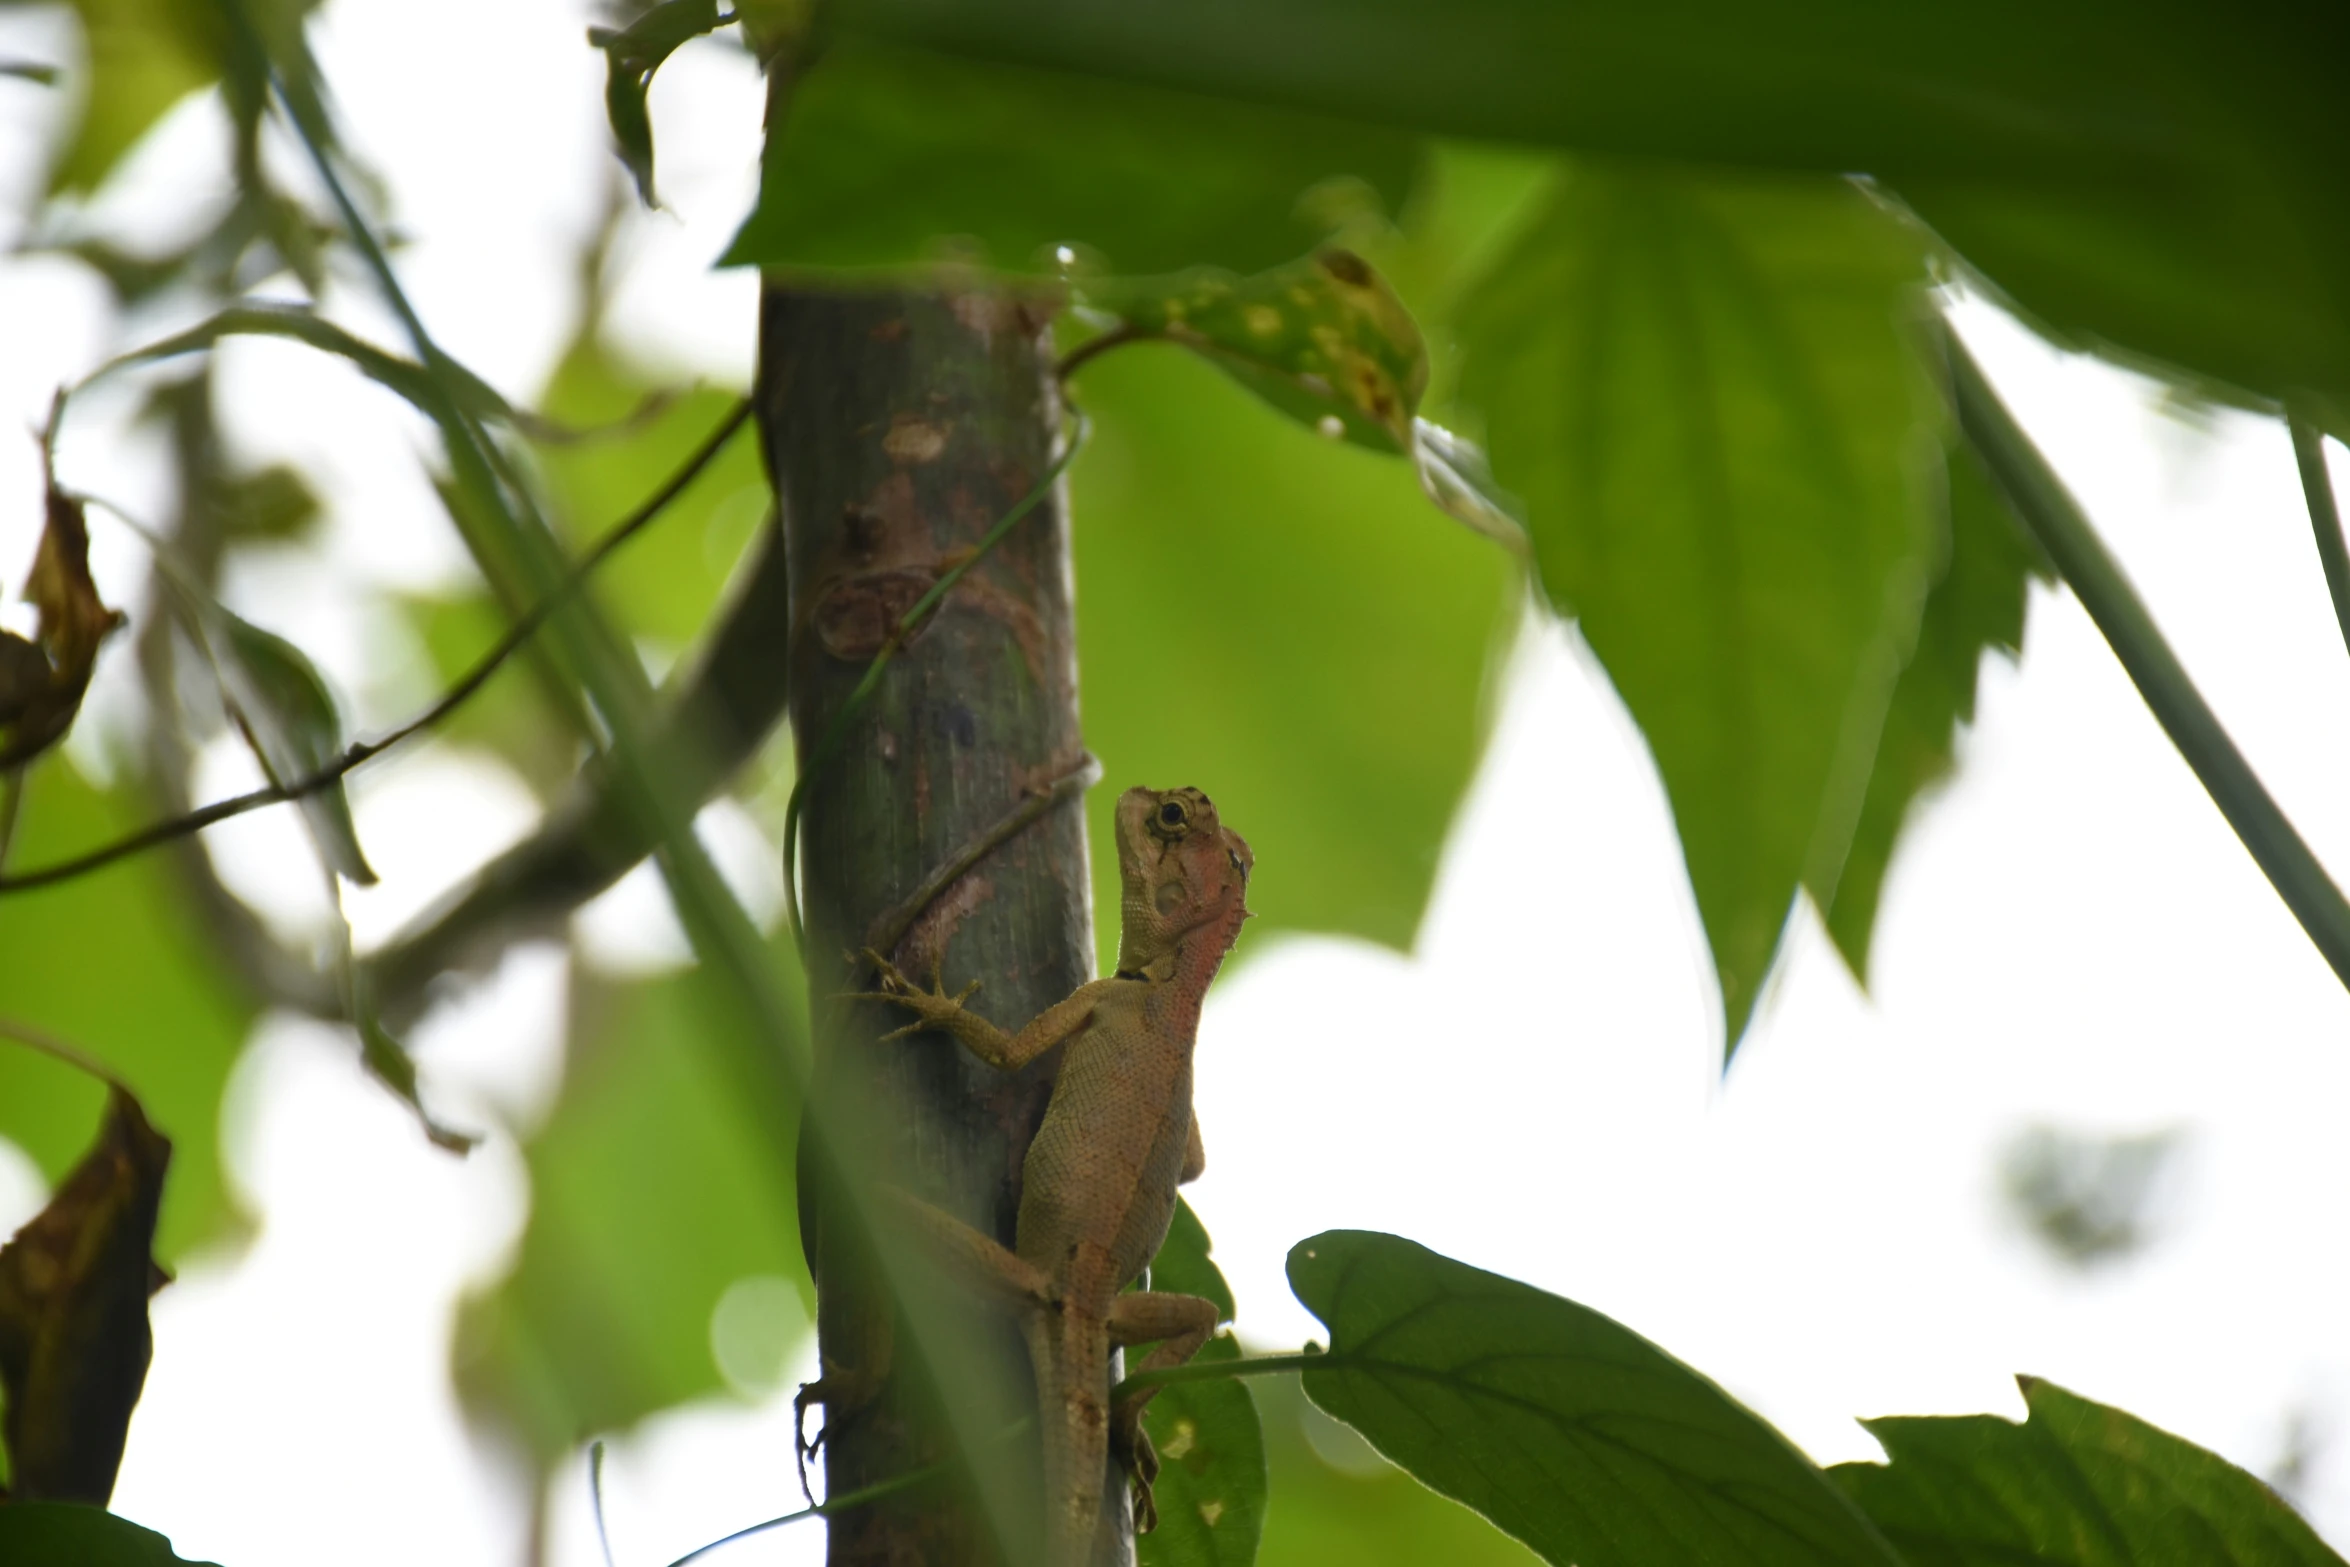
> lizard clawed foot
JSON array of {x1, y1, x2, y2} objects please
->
[{"x1": 842, "y1": 948, "x2": 984, "y2": 1039}]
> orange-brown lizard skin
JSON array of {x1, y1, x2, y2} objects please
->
[{"x1": 855, "y1": 785, "x2": 1251, "y2": 1567}]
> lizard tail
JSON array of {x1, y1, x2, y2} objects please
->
[{"x1": 1025, "y1": 1301, "x2": 1112, "y2": 1567}]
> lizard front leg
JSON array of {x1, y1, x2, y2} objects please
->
[
  {"x1": 852, "y1": 950, "x2": 1119, "y2": 1074},
  {"x1": 1105, "y1": 1291, "x2": 1223, "y2": 1534}
]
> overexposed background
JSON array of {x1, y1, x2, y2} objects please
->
[{"x1": 3, "y1": 2, "x2": 2349, "y2": 1564}]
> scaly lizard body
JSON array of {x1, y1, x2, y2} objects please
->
[{"x1": 855, "y1": 785, "x2": 1251, "y2": 1566}]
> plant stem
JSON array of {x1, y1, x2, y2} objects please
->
[
  {"x1": 1112, "y1": 1349, "x2": 1335, "y2": 1402},
  {"x1": 1944, "y1": 328, "x2": 2350, "y2": 992},
  {"x1": 763, "y1": 286, "x2": 1092, "y2": 1566},
  {"x1": 2290, "y1": 416, "x2": 2350, "y2": 663},
  {"x1": 780, "y1": 413, "x2": 1089, "y2": 955}
]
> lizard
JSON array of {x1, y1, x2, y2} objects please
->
[{"x1": 845, "y1": 783, "x2": 1252, "y2": 1567}]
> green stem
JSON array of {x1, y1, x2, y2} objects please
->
[
  {"x1": 1111, "y1": 1348, "x2": 1335, "y2": 1402},
  {"x1": 2290, "y1": 416, "x2": 2350, "y2": 663},
  {"x1": 781, "y1": 412, "x2": 1090, "y2": 958},
  {"x1": 1944, "y1": 328, "x2": 2350, "y2": 992}
]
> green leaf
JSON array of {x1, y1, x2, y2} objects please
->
[
  {"x1": 455, "y1": 957, "x2": 807, "y2": 1460},
  {"x1": 0, "y1": 1502, "x2": 222, "y2": 1566},
  {"x1": 45, "y1": 0, "x2": 220, "y2": 193},
  {"x1": 587, "y1": 0, "x2": 725, "y2": 207},
  {"x1": 1085, "y1": 249, "x2": 1428, "y2": 453},
  {"x1": 204, "y1": 463, "x2": 319, "y2": 543},
  {"x1": 0, "y1": 761, "x2": 257, "y2": 1261},
  {"x1": 835, "y1": 2, "x2": 2350, "y2": 416},
  {"x1": 1823, "y1": 445, "x2": 2047, "y2": 979},
  {"x1": 1138, "y1": 1337, "x2": 1267, "y2": 1567},
  {"x1": 198, "y1": 611, "x2": 373, "y2": 884},
  {"x1": 1833, "y1": 1378, "x2": 2344, "y2": 1566},
  {"x1": 1251, "y1": 1370, "x2": 1539, "y2": 1566},
  {"x1": 103, "y1": 304, "x2": 515, "y2": 434},
  {"x1": 1069, "y1": 342, "x2": 1518, "y2": 958},
  {"x1": 1138, "y1": 1201, "x2": 1263, "y2": 1567},
  {"x1": 1456, "y1": 162, "x2": 1939, "y2": 1048},
  {"x1": 723, "y1": 39, "x2": 1418, "y2": 279},
  {"x1": 1148, "y1": 1198, "x2": 1234, "y2": 1320},
  {"x1": 1287, "y1": 1230, "x2": 1904, "y2": 1567}
]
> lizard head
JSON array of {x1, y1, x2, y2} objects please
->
[{"x1": 1112, "y1": 785, "x2": 1252, "y2": 977}]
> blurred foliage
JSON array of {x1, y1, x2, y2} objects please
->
[
  {"x1": 0, "y1": 1501, "x2": 220, "y2": 1564},
  {"x1": 394, "y1": 590, "x2": 579, "y2": 797},
  {"x1": 34, "y1": 0, "x2": 220, "y2": 194},
  {"x1": 0, "y1": 764, "x2": 255, "y2": 1260},
  {"x1": 532, "y1": 332, "x2": 771, "y2": 653},
  {"x1": 454, "y1": 947, "x2": 809, "y2": 1462},
  {"x1": 1068, "y1": 344, "x2": 1516, "y2": 957},
  {"x1": 1825, "y1": 447, "x2": 2046, "y2": 979},
  {"x1": 1289, "y1": 1230, "x2": 1903, "y2": 1567},
  {"x1": 1458, "y1": 164, "x2": 1944, "y2": 1045},
  {"x1": 1997, "y1": 1123, "x2": 2183, "y2": 1270},
  {"x1": 587, "y1": 0, "x2": 728, "y2": 208},
  {"x1": 725, "y1": 39, "x2": 1418, "y2": 279},
  {"x1": 1834, "y1": 1378, "x2": 2346, "y2": 1566}
]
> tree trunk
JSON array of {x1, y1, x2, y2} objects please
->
[{"x1": 758, "y1": 287, "x2": 1119, "y2": 1565}]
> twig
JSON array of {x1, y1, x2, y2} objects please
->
[
  {"x1": 1944, "y1": 325, "x2": 2350, "y2": 993},
  {"x1": 0, "y1": 1013, "x2": 130, "y2": 1095},
  {"x1": 0, "y1": 766, "x2": 24, "y2": 875},
  {"x1": 589, "y1": 1441, "x2": 619, "y2": 1567},
  {"x1": 662, "y1": 1418, "x2": 1031, "y2": 1567},
  {"x1": 1052, "y1": 323, "x2": 1149, "y2": 383},
  {"x1": 857, "y1": 752, "x2": 1101, "y2": 967},
  {"x1": 782, "y1": 414, "x2": 1091, "y2": 956},
  {"x1": 0, "y1": 398, "x2": 752, "y2": 896},
  {"x1": 2290, "y1": 414, "x2": 2350, "y2": 664}
]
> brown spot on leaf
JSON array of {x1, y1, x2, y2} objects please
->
[{"x1": 1318, "y1": 247, "x2": 1372, "y2": 286}]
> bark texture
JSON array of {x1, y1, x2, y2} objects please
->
[{"x1": 758, "y1": 288, "x2": 1112, "y2": 1566}]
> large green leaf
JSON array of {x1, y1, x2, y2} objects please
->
[
  {"x1": 1823, "y1": 445, "x2": 2047, "y2": 979},
  {"x1": 1456, "y1": 163, "x2": 1938, "y2": 1047},
  {"x1": 1139, "y1": 1201, "x2": 1263, "y2": 1567},
  {"x1": 1288, "y1": 1230, "x2": 1904, "y2": 1567},
  {"x1": 453, "y1": 955, "x2": 807, "y2": 1460},
  {"x1": 1833, "y1": 1378, "x2": 2343, "y2": 1566},
  {"x1": 0, "y1": 761, "x2": 256, "y2": 1260},
  {"x1": 831, "y1": 1, "x2": 2350, "y2": 418},
  {"x1": 0, "y1": 1502, "x2": 221, "y2": 1565},
  {"x1": 1068, "y1": 342, "x2": 1517, "y2": 957},
  {"x1": 723, "y1": 39, "x2": 1418, "y2": 279},
  {"x1": 1251, "y1": 1371, "x2": 1538, "y2": 1566}
]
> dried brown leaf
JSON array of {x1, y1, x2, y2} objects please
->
[{"x1": 0, "y1": 1087, "x2": 173, "y2": 1503}]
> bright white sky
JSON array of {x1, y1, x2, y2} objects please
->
[{"x1": 4, "y1": 4, "x2": 2350, "y2": 1565}]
